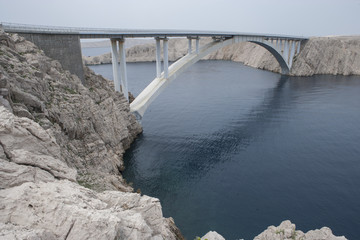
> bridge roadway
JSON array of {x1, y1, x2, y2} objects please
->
[
  {"x1": 2, "y1": 22, "x2": 306, "y2": 40},
  {"x1": 2, "y1": 23, "x2": 308, "y2": 120}
]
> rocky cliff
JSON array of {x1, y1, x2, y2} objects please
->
[
  {"x1": 83, "y1": 36, "x2": 360, "y2": 76},
  {"x1": 0, "y1": 27, "x2": 183, "y2": 239}
]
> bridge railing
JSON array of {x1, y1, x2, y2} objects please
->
[{"x1": 1, "y1": 22, "x2": 308, "y2": 40}]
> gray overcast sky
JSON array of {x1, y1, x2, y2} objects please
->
[{"x1": 1, "y1": 0, "x2": 360, "y2": 37}]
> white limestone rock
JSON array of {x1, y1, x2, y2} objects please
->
[
  {"x1": 254, "y1": 220, "x2": 347, "y2": 240},
  {"x1": 0, "y1": 180, "x2": 179, "y2": 240},
  {"x1": 290, "y1": 36, "x2": 360, "y2": 76},
  {"x1": 0, "y1": 223, "x2": 57, "y2": 240},
  {"x1": 201, "y1": 231, "x2": 226, "y2": 240},
  {"x1": 0, "y1": 106, "x2": 77, "y2": 188}
]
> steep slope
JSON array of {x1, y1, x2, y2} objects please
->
[
  {"x1": 0, "y1": 27, "x2": 183, "y2": 240},
  {"x1": 0, "y1": 29, "x2": 143, "y2": 191}
]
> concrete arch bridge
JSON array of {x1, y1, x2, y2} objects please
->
[{"x1": 1, "y1": 23, "x2": 308, "y2": 119}]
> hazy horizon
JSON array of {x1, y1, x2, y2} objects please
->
[{"x1": 1, "y1": 0, "x2": 360, "y2": 37}]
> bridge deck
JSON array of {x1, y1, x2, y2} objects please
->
[{"x1": 1, "y1": 22, "x2": 308, "y2": 40}]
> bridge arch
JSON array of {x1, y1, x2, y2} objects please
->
[
  {"x1": 249, "y1": 40, "x2": 289, "y2": 74},
  {"x1": 130, "y1": 36, "x2": 302, "y2": 119}
]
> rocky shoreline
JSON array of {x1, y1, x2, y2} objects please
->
[
  {"x1": 83, "y1": 36, "x2": 360, "y2": 77},
  {"x1": 0, "y1": 27, "x2": 182, "y2": 239},
  {"x1": 0, "y1": 27, "x2": 349, "y2": 239}
]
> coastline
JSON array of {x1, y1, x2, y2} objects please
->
[{"x1": 0, "y1": 27, "x2": 350, "y2": 239}]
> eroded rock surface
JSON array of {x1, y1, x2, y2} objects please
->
[
  {"x1": 0, "y1": 180, "x2": 179, "y2": 240},
  {"x1": 254, "y1": 220, "x2": 347, "y2": 240},
  {"x1": 290, "y1": 36, "x2": 360, "y2": 76},
  {"x1": 0, "y1": 29, "x2": 142, "y2": 191},
  {"x1": 0, "y1": 106, "x2": 76, "y2": 188}
]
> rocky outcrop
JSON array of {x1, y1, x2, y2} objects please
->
[
  {"x1": 200, "y1": 221, "x2": 347, "y2": 240},
  {"x1": 0, "y1": 106, "x2": 77, "y2": 188},
  {"x1": 0, "y1": 179, "x2": 179, "y2": 240},
  {"x1": 83, "y1": 36, "x2": 360, "y2": 77},
  {"x1": 0, "y1": 27, "x2": 183, "y2": 239},
  {"x1": 200, "y1": 231, "x2": 225, "y2": 240},
  {"x1": 254, "y1": 220, "x2": 347, "y2": 240},
  {"x1": 290, "y1": 36, "x2": 360, "y2": 76},
  {"x1": 0, "y1": 105, "x2": 182, "y2": 239},
  {"x1": 0, "y1": 28, "x2": 142, "y2": 191}
]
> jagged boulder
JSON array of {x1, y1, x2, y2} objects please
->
[
  {"x1": 0, "y1": 180, "x2": 180, "y2": 240},
  {"x1": 254, "y1": 220, "x2": 347, "y2": 240}
]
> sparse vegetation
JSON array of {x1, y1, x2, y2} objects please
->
[
  {"x1": 77, "y1": 179, "x2": 94, "y2": 190},
  {"x1": 63, "y1": 86, "x2": 77, "y2": 94}
]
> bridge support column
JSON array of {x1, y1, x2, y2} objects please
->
[
  {"x1": 297, "y1": 41, "x2": 301, "y2": 54},
  {"x1": 111, "y1": 39, "x2": 121, "y2": 92},
  {"x1": 289, "y1": 41, "x2": 296, "y2": 68},
  {"x1": 283, "y1": 40, "x2": 289, "y2": 64},
  {"x1": 119, "y1": 39, "x2": 129, "y2": 100},
  {"x1": 163, "y1": 38, "x2": 169, "y2": 78},
  {"x1": 110, "y1": 38, "x2": 128, "y2": 101},
  {"x1": 188, "y1": 37, "x2": 192, "y2": 54},
  {"x1": 196, "y1": 37, "x2": 200, "y2": 54},
  {"x1": 155, "y1": 37, "x2": 161, "y2": 78}
]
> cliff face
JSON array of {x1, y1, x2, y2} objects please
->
[
  {"x1": 0, "y1": 28, "x2": 183, "y2": 239},
  {"x1": 83, "y1": 36, "x2": 360, "y2": 77},
  {"x1": 1, "y1": 30, "x2": 142, "y2": 191},
  {"x1": 290, "y1": 36, "x2": 360, "y2": 76}
]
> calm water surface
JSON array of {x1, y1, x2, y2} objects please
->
[{"x1": 90, "y1": 61, "x2": 360, "y2": 240}]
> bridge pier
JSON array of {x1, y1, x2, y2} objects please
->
[
  {"x1": 119, "y1": 39, "x2": 129, "y2": 100},
  {"x1": 163, "y1": 38, "x2": 169, "y2": 78},
  {"x1": 110, "y1": 38, "x2": 129, "y2": 100},
  {"x1": 196, "y1": 38, "x2": 200, "y2": 54},
  {"x1": 155, "y1": 37, "x2": 169, "y2": 78},
  {"x1": 110, "y1": 39, "x2": 121, "y2": 92},
  {"x1": 156, "y1": 38, "x2": 161, "y2": 78},
  {"x1": 188, "y1": 37, "x2": 192, "y2": 54}
]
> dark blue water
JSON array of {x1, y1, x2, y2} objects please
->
[{"x1": 89, "y1": 61, "x2": 360, "y2": 240}]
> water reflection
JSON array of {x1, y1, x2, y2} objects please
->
[{"x1": 120, "y1": 62, "x2": 360, "y2": 240}]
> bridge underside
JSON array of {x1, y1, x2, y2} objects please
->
[{"x1": 130, "y1": 36, "x2": 303, "y2": 119}]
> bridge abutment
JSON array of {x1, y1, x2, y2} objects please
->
[{"x1": 19, "y1": 33, "x2": 85, "y2": 83}]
